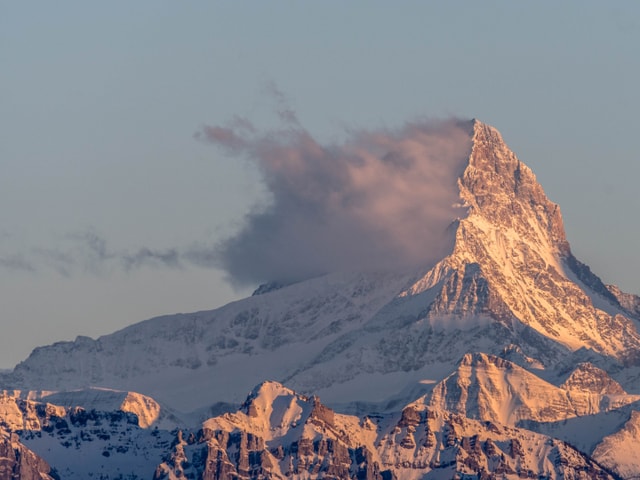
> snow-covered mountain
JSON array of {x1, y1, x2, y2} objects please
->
[
  {"x1": 154, "y1": 381, "x2": 618, "y2": 480},
  {"x1": 1, "y1": 119, "x2": 640, "y2": 478},
  {"x1": 0, "y1": 390, "x2": 178, "y2": 479},
  {"x1": 427, "y1": 353, "x2": 640, "y2": 427}
]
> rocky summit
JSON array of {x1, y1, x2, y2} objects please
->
[{"x1": 1, "y1": 120, "x2": 640, "y2": 478}]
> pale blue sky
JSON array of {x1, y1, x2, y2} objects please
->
[{"x1": 1, "y1": 1, "x2": 639, "y2": 367}]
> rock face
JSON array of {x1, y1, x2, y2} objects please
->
[
  {"x1": 376, "y1": 405, "x2": 616, "y2": 480},
  {"x1": 0, "y1": 430, "x2": 56, "y2": 480},
  {"x1": 561, "y1": 363, "x2": 627, "y2": 395},
  {"x1": 593, "y1": 410, "x2": 640, "y2": 478},
  {"x1": 154, "y1": 381, "x2": 389, "y2": 480},
  {"x1": 606, "y1": 284, "x2": 640, "y2": 318}
]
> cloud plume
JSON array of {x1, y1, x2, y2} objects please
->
[{"x1": 199, "y1": 117, "x2": 473, "y2": 285}]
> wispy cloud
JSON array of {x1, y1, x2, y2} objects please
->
[
  {"x1": 0, "y1": 254, "x2": 35, "y2": 272},
  {"x1": 262, "y1": 81, "x2": 300, "y2": 125},
  {"x1": 0, "y1": 229, "x2": 184, "y2": 276}
]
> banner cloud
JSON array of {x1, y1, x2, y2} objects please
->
[{"x1": 199, "y1": 117, "x2": 474, "y2": 286}]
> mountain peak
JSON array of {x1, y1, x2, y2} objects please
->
[
  {"x1": 404, "y1": 120, "x2": 640, "y2": 361},
  {"x1": 561, "y1": 362, "x2": 626, "y2": 395},
  {"x1": 245, "y1": 380, "x2": 298, "y2": 405},
  {"x1": 461, "y1": 120, "x2": 569, "y2": 255}
]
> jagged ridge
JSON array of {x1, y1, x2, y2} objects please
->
[{"x1": 155, "y1": 381, "x2": 618, "y2": 480}]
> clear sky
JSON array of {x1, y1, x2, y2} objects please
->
[{"x1": 1, "y1": 1, "x2": 639, "y2": 368}]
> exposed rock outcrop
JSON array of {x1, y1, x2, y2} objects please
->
[{"x1": 0, "y1": 430, "x2": 56, "y2": 480}]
